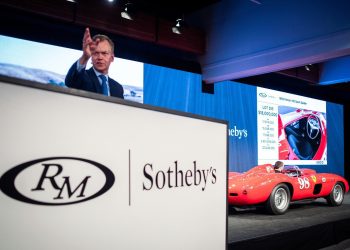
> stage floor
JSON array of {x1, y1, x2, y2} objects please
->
[{"x1": 228, "y1": 193, "x2": 350, "y2": 249}]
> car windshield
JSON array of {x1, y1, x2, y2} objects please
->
[{"x1": 283, "y1": 165, "x2": 301, "y2": 177}]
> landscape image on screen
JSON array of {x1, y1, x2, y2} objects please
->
[{"x1": 0, "y1": 35, "x2": 144, "y2": 103}]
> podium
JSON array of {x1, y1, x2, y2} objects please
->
[{"x1": 0, "y1": 76, "x2": 228, "y2": 250}]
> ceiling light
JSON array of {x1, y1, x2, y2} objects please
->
[
  {"x1": 121, "y1": 2, "x2": 133, "y2": 20},
  {"x1": 172, "y1": 18, "x2": 184, "y2": 35},
  {"x1": 305, "y1": 64, "x2": 312, "y2": 71}
]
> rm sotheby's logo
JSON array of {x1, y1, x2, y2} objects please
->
[
  {"x1": 259, "y1": 92, "x2": 267, "y2": 98},
  {"x1": 0, "y1": 157, "x2": 115, "y2": 205}
]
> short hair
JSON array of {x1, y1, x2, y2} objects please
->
[
  {"x1": 92, "y1": 34, "x2": 115, "y2": 54},
  {"x1": 274, "y1": 161, "x2": 284, "y2": 169}
]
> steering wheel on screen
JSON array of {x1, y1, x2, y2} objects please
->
[{"x1": 306, "y1": 115, "x2": 320, "y2": 140}]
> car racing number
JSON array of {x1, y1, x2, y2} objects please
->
[{"x1": 298, "y1": 177, "x2": 310, "y2": 189}]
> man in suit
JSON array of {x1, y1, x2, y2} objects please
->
[{"x1": 65, "y1": 27, "x2": 124, "y2": 98}]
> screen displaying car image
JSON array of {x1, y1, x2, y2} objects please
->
[
  {"x1": 0, "y1": 35, "x2": 144, "y2": 102},
  {"x1": 257, "y1": 87, "x2": 327, "y2": 165}
]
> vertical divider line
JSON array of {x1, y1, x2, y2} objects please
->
[{"x1": 129, "y1": 149, "x2": 131, "y2": 206}]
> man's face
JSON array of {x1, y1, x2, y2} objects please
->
[{"x1": 91, "y1": 40, "x2": 114, "y2": 74}]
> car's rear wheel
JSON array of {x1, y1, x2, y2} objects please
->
[
  {"x1": 326, "y1": 182, "x2": 344, "y2": 206},
  {"x1": 266, "y1": 184, "x2": 290, "y2": 215}
]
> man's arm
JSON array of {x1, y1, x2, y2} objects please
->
[
  {"x1": 80, "y1": 27, "x2": 93, "y2": 65},
  {"x1": 65, "y1": 27, "x2": 97, "y2": 88},
  {"x1": 65, "y1": 61, "x2": 83, "y2": 88}
]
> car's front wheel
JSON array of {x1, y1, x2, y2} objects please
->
[
  {"x1": 326, "y1": 182, "x2": 344, "y2": 206},
  {"x1": 266, "y1": 184, "x2": 290, "y2": 215}
]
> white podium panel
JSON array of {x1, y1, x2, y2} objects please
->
[{"x1": 0, "y1": 80, "x2": 227, "y2": 250}]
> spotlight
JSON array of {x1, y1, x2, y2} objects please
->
[
  {"x1": 121, "y1": 2, "x2": 133, "y2": 20},
  {"x1": 172, "y1": 18, "x2": 184, "y2": 35},
  {"x1": 304, "y1": 64, "x2": 312, "y2": 71}
]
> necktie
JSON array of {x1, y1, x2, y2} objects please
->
[{"x1": 99, "y1": 75, "x2": 109, "y2": 96}]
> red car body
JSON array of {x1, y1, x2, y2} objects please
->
[{"x1": 228, "y1": 164, "x2": 349, "y2": 214}]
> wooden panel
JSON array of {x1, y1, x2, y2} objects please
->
[
  {"x1": 157, "y1": 18, "x2": 205, "y2": 55},
  {"x1": 75, "y1": 2, "x2": 156, "y2": 43},
  {"x1": 0, "y1": 0, "x2": 206, "y2": 55},
  {"x1": 0, "y1": 0, "x2": 75, "y2": 22}
]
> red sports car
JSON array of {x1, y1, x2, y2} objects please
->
[{"x1": 228, "y1": 164, "x2": 349, "y2": 215}]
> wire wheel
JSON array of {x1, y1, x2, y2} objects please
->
[
  {"x1": 266, "y1": 184, "x2": 290, "y2": 215},
  {"x1": 327, "y1": 183, "x2": 344, "y2": 206},
  {"x1": 275, "y1": 187, "x2": 289, "y2": 210}
]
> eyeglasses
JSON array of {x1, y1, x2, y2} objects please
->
[{"x1": 92, "y1": 51, "x2": 112, "y2": 57}]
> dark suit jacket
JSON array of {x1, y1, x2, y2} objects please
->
[{"x1": 65, "y1": 62, "x2": 124, "y2": 99}]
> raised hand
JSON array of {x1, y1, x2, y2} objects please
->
[{"x1": 80, "y1": 27, "x2": 99, "y2": 65}]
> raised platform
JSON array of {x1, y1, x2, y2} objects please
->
[{"x1": 228, "y1": 193, "x2": 350, "y2": 250}]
